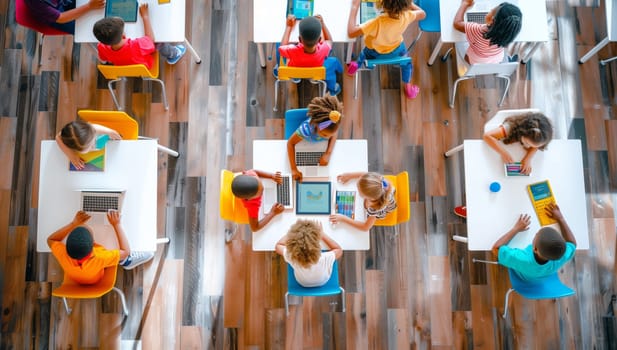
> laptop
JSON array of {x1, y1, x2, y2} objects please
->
[
  {"x1": 105, "y1": 0, "x2": 138, "y2": 22},
  {"x1": 262, "y1": 174, "x2": 294, "y2": 211},
  {"x1": 286, "y1": 0, "x2": 314, "y2": 19},
  {"x1": 465, "y1": 0, "x2": 518, "y2": 24},
  {"x1": 526, "y1": 180, "x2": 557, "y2": 226},
  {"x1": 80, "y1": 190, "x2": 126, "y2": 226},
  {"x1": 360, "y1": 0, "x2": 380, "y2": 23},
  {"x1": 295, "y1": 141, "x2": 330, "y2": 178}
]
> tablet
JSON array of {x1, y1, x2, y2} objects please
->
[
  {"x1": 527, "y1": 180, "x2": 557, "y2": 226},
  {"x1": 360, "y1": 0, "x2": 379, "y2": 23},
  {"x1": 296, "y1": 181, "x2": 331, "y2": 215},
  {"x1": 286, "y1": 0, "x2": 314, "y2": 19},
  {"x1": 105, "y1": 0, "x2": 138, "y2": 23},
  {"x1": 335, "y1": 190, "x2": 356, "y2": 219}
]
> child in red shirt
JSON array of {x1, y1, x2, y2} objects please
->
[
  {"x1": 93, "y1": 4, "x2": 185, "y2": 68},
  {"x1": 231, "y1": 169, "x2": 285, "y2": 232}
]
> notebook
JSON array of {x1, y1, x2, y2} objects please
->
[
  {"x1": 360, "y1": 0, "x2": 379, "y2": 23},
  {"x1": 335, "y1": 190, "x2": 356, "y2": 219},
  {"x1": 69, "y1": 135, "x2": 109, "y2": 172},
  {"x1": 504, "y1": 162, "x2": 529, "y2": 176},
  {"x1": 80, "y1": 190, "x2": 126, "y2": 226},
  {"x1": 526, "y1": 180, "x2": 557, "y2": 226},
  {"x1": 105, "y1": 0, "x2": 138, "y2": 22},
  {"x1": 286, "y1": 0, "x2": 314, "y2": 19},
  {"x1": 262, "y1": 174, "x2": 294, "y2": 210},
  {"x1": 295, "y1": 141, "x2": 329, "y2": 178}
]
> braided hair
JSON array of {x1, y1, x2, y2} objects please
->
[
  {"x1": 485, "y1": 2, "x2": 522, "y2": 47},
  {"x1": 379, "y1": 0, "x2": 411, "y2": 19},
  {"x1": 502, "y1": 112, "x2": 553, "y2": 150},
  {"x1": 60, "y1": 120, "x2": 96, "y2": 152},
  {"x1": 307, "y1": 95, "x2": 343, "y2": 134},
  {"x1": 285, "y1": 220, "x2": 322, "y2": 268}
]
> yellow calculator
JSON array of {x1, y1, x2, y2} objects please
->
[{"x1": 527, "y1": 180, "x2": 557, "y2": 226}]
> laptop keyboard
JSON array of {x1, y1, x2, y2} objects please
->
[
  {"x1": 277, "y1": 176, "x2": 292, "y2": 206},
  {"x1": 295, "y1": 151, "x2": 323, "y2": 166},
  {"x1": 466, "y1": 12, "x2": 487, "y2": 23},
  {"x1": 82, "y1": 195, "x2": 119, "y2": 212}
]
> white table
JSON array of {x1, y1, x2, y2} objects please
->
[
  {"x1": 463, "y1": 139, "x2": 589, "y2": 251},
  {"x1": 430, "y1": 0, "x2": 549, "y2": 64},
  {"x1": 253, "y1": 0, "x2": 357, "y2": 67},
  {"x1": 74, "y1": 0, "x2": 201, "y2": 62},
  {"x1": 252, "y1": 139, "x2": 369, "y2": 251},
  {"x1": 37, "y1": 140, "x2": 158, "y2": 253}
]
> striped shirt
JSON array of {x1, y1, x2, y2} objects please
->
[
  {"x1": 464, "y1": 22, "x2": 504, "y2": 64},
  {"x1": 365, "y1": 189, "x2": 397, "y2": 219}
]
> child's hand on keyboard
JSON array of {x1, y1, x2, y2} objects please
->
[
  {"x1": 319, "y1": 152, "x2": 331, "y2": 166},
  {"x1": 292, "y1": 169, "x2": 303, "y2": 182},
  {"x1": 270, "y1": 203, "x2": 284, "y2": 215},
  {"x1": 512, "y1": 214, "x2": 531, "y2": 232},
  {"x1": 272, "y1": 171, "x2": 282, "y2": 184},
  {"x1": 545, "y1": 203, "x2": 563, "y2": 220}
]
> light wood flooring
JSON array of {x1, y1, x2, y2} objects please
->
[{"x1": 1, "y1": 0, "x2": 617, "y2": 348}]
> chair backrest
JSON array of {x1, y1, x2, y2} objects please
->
[
  {"x1": 77, "y1": 110, "x2": 139, "y2": 140},
  {"x1": 483, "y1": 108, "x2": 542, "y2": 133},
  {"x1": 278, "y1": 58, "x2": 326, "y2": 81},
  {"x1": 287, "y1": 260, "x2": 342, "y2": 296},
  {"x1": 508, "y1": 269, "x2": 575, "y2": 300},
  {"x1": 15, "y1": 0, "x2": 68, "y2": 35},
  {"x1": 374, "y1": 171, "x2": 410, "y2": 226},
  {"x1": 417, "y1": 0, "x2": 441, "y2": 32},
  {"x1": 365, "y1": 56, "x2": 411, "y2": 69},
  {"x1": 52, "y1": 266, "x2": 118, "y2": 299},
  {"x1": 97, "y1": 53, "x2": 160, "y2": 80},
  {"x1": 219, "y1": 169, "x2": 250, "y2": 224},
  {"x1": 464, "y1": 62, "x2": 519, "y2": 78},
  {"x1": 284, "y1": 108, "x2": 308, "y2": 139}
]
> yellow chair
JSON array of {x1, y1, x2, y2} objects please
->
[
  {"x1": 374, "y1": 171, "x2": 410, "y2": 226},
  {"x1": 77, "y1": 109, "x2": 179, "y2": 157},
  {"x1": 97, "y1": 54, "x2": 169, "y2": 111},
  {"x1": 52, "y1": 267, "x2": 128, "y2": 316},
  {"x1": 220, "y1": 169, "x2": 250, "y2": 224},
  {"x1": 274, "y1": 58, "x2": 326, "y2": 112}
]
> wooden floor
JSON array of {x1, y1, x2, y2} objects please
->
[{"x1": 1, "y1": 0, "x2": 617, "y2": 348}]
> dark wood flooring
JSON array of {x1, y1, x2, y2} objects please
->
[{"x1": 1, "y1": 0, "x2": 617, "y2": 348}]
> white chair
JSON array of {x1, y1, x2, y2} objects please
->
[
  {"x1": 449, "y1": 43, "x2": 519, "y2": 108},
  {"x1": 444, "y1": 108, "x2": 541, "y2": 157}
]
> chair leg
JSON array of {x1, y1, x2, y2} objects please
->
[
  {"x1": 353, "y1": 72, "x2": 359, "y2": 99},
  {"x1": 285, "y1": 292, "x2": 289, "y2": 316},
  {"x1": 62, "y1": 297, "x2": 72, "y2": 315},
  {"x1": 497, "y1": 76, "x2": 511, "y2": 107},
  {"x1": 427, "y1": 37, "x2": 443, "y2": 66},
  {"x1": 444, "y1": 144, "x2": 464, "y2": 157},
  {"x1": 502, "y1": 288, "x2": 514, "y2": 319},
  {"x1": 144, "y1": 78, "x2": 169, "y2": 111},
  {"x1": 320, "y1": 81, "x2": 327, "y2": 97},
  {"x1": 156, "y1": 237, "x2": 170, "y2": 244},
  {"x1": 112, "y1": 287, "x2": 129, "y2": 316},
  {"x1": 273, "y1": 80, "x2": 281, "y2": 112},
  {"x1": 108, "y1": 78, "x2": 124, "y2": 111},
  {"x1": 472, "y1": 258, "x2": 499, "y2": 265},
  {"x1": 340, "y1": 287, "x2": 346, "y2": 313},
  {"x1": 449, "y1": 76, "x2": 473, "y2": 108},
  {"x1": 157, "y1": 144, "x2": 179, "y2": 157}
]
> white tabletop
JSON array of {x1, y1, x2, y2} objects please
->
[
  {"x1": 439, "y1": 0, "x2": 549, "y2": 43},
  {"x1": 253, "y1": 0, "x2": 356, "y2": 43},
  {"x1": 74, "y1": 0, "x2": 186, "y2": 43},
  {"x1": 464, "y1": 139, "x2": 589, "y2": 251},
  {"x1": 252, "y1": 139, "x2": 369, "y2": 251},
  {"x1": 37, "y1": 140, "x2": 158, "y2": 252}
]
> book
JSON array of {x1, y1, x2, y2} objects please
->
[
  {"x1": 69, "y1": 135, "x2": 109, "y2": 172},
  {"x1": 335, "y1": 190, "x2": 356, "y2": 219},
  {"x1": 526, "y1": 180, "x2": 557, "y2": 226}
]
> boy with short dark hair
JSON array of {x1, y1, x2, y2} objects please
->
[
  {"x1": 231, "y1": 169, "x2": 285, "y2": 232},
  {"x1": 93, "y1": 3, "x2": 185, "y2": 68},
  {"x1": 492, "y1": 203, "x2": 577, "y2": 281},
  {"x1": 47, "y1": 210, "x2": 154, "y2": 285},
  {"x1": 277, "y1": 15, "x2": 342, "y2": 96}
]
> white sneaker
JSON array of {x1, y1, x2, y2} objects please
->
[{"x1": 122, "y1": 251, "x2": 154, "y2": 270}]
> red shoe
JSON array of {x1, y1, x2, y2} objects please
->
[
  {"x1": 347, "y1": 62, "x2": 359, "y2": 76},
  {"x1": 454, "y1": 206, "x2": 467, "y2": 218},
  {"x1": 404, "y1": 84, "x2": 420, "y2": 99}
]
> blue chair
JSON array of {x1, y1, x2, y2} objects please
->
[
  {"x1": 414, "y1": 0, "x2": 443, "y2": 66},
  {"x1": 353, "y1": 56, "x2": 412, "y2": 99},
  {"x1": 503, "y1": 268, "x2": 575, "y2": 318},
  {"x1": 284, "y1": 108, "x2": 308, "y2": 139},
  {"x1": 285, "y1": 260, "x2": 345, "y2": 315}
]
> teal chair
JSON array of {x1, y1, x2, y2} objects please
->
[
  {"x1": 285, "y1": 260, "x2": 345, "y2": 315},
  {"x1": 284, "y1": 108, "x2": 308, "y2": 139},
  {"x1": 415, "y1": 0, "x2": 444, "y2": 66},
  {"x1": 503, "y1": 268, "x2": 575, "y2": 318}
]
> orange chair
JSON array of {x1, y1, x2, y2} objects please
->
[
  {"x1": 220, "y1": 169, "x2": 250, "y2": 224},
  {"x1": 97, "y1": 54, "x2": 168, "y2": 111},
  {"x1": 52, "y1": 267, "x2": 128, "y2": 316},
  {"x1": 374, "y1": 171, "x2": 411, "y2": 226}
]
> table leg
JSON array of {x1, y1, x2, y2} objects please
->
[
  {"x1": 428, "y1": 37, "x2": 443, "y2": 66},
  {"x1": 184, "y1": 38, "x2": 202, "y2": 64},
  {"x1": 346, "y1": 42, "x2": 354, "y2": 64},
  {"x1": 579, "y1": 37, "x2": 610, "y2": 64},
  {"x1": 257, "y1": 43, "x2": 266, "y2": 68}
]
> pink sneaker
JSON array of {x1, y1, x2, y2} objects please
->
[
  {"x1": 404, "y1": 84, "x2": 420, "y2": 99},
  {"x1": 347, "y1": 62, "x2": 359, "y2": 76},
  {"x1": 454, "y1": 206, "x2": 467, "y2": 218}
]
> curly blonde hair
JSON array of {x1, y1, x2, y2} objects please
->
[
  {"x1": 358, "y1": 172, "x2": 392, "y2": 209},
  {"x1": 285, "y1": 220, "x2": 322, "y2": 268}
]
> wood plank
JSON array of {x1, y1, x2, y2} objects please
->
[
  {"x1": 244, "y1": 250, "x2": 266, "y2": 347},
  {"x1": 423, "y1": 122, "x2": 446, "y2": 196},
  {"x1": 99, "y1": 313, "x2": 122, "y2": 350},
  {"x1": 606, "y1": 120, "x2": 617, "y2": 189},
  {"x1": 0, "y1": 117, "x2": 16, "y2": 190},
  {"x1": 452, "y1": 311, "x2": 473, "y2": 350},
  {"x1": 428, "y1": 256, "x2": 453, "y2": 347},
  {"x1": 224, "y1": 239, "x2": 247, "y2": 327},
  {"x1": 345, "y1": 292, "x2": 367, "y2": 349},
  {"x1": 386, "y1": 308, "x2": 409, "y2": 350},
  {"x1": 0, "y1": 226, "x2": 28, "y2": 350},
  {"x1": 265, "y1": 308, "x2": 285, "y2": 350},
  {"x1": 180, "y1": 326, "x2": 204, "y2": 350},
  {"x1": 285, "y1": 303, "x2": 303, "y2": 350},
  {"x1": 366, "y1": 269, "x2": 387, "y2": 349},
  {"x1": 583, "y1": 106, "x2": 608, "y2": 150},
  {"x1": 470, "y1": 285, "x2": 497, "y2": 349}
]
